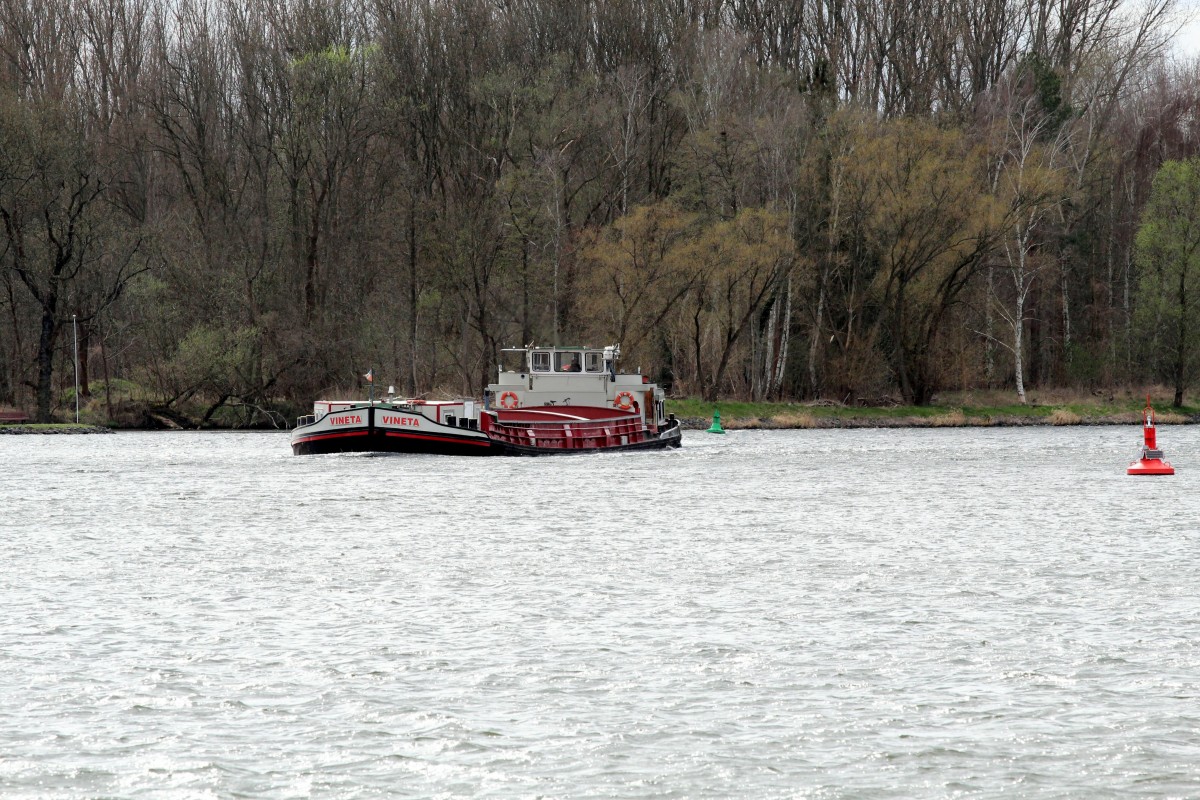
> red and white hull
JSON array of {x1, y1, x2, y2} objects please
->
[
  {"x1": 291, "y1": 405, "x2": 500, "y2": 456},
  {"x1": 482, "y1": 405, "x2": 681, "y2": 454},
  {"x1": 291, "y1": 403, "x2": 681, "y2": 456}
]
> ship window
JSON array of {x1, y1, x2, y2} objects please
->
[
  {"x1": 531, "y1": 351, "x2": 551, "y2": 372},
  {"x1": 557, "y1": 352, "x2": 582, "y2": 372},
  {"x1": 584, "y1": 352, "x2": 602, "y2": 372}
]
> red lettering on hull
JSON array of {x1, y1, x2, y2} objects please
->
[
  {"x1": 380, "y1": 415, "x2": 420, "y2": 426},
  {"x1": 330, "y1": 415, "x2": 362, "y2": 425}
]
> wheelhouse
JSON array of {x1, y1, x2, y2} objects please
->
[{"x1": 502, "y1": 345, "x2": 618, "y2": 376}]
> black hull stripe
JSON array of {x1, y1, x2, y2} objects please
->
[
  {"x1": 292, "y1": 420, "x2": 682, "y2": 456},
  {"x1": 296, "y1": 429, "x2": 371, "y2": 443},
  {"x1": 292, "y1": 428, "x2": 489, "y2": 447},
  {"x1": 382, "y1": 430, "x2": 492, "y2": 447}
]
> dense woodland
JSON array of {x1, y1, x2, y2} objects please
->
[{"x1": 2, "y1": 0, "x2": 1200, "y2": 425}]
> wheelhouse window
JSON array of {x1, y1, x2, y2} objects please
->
[
  {"x1": 584, "y1": 352, "x2": 603, "y2": 372},
  {"x1": 557, "y1": 351, "x2": 582, "y2": 372},
  {"x1": 531, "y1": 351, "x2": 551, "y2": 372}
]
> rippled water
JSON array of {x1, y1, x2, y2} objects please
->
[{"x1": 4, "y1": 427, "x2": 1200, "y2": 798}]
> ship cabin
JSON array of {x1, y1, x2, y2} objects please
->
[{"x1": 484, "y1": 344, "x2": 669, "y2": 429}]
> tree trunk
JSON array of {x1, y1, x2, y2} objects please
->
[
  {"x1": 892, "y1": 287, "x2": 915, "y2": 404},
  {"x1": 985, "y1": 263, "x2": 995, "y2": 385},
  {"x1": 1014, "y1": 303, "x2": 1027, "y2": 405},
  {"x1": 78, "y1": 319, "x2": 91, "y2": 398},
  {"x1": 1175, "y1": 266, "x2": 1187, "y2": 408},
  {"x1": 1027, "y1": 287, "x2": 1041, "y2": 386},
  {"x1": 4, "y1": 275, "x2": 21, "y2": 406},
  {"x1": 407, "y1": 193, "x2": 418, "y2": 395},
  {"x1": 36, "y1": 305, "x2": 57, "y2": 422},
  {"x1": 520, "y1": 238, "x2": 531, "y2": 349},
  {"x1": 1061, "y1": 257, "x2": 1071, "y2": 371},
  {"x1": 692, "y1": 298, "x2": 708, "y2": 400},
  {"x1": 808, "y1": 270, "x2": 826, "y2": 398},
  {"x1": 101, "y1": 318, "x2": 112, "y2": 422},
  {"x1": 772, "y1": 277, "x2": 792, "y2": 398},
  {"x1": 1123, "y1": 249, "x2": 1132, "y2": 378},
  {"x1": 303, "y1": 203, "x2": 321, "y2": 323},
  {"x1": 755, "y1": 300, "x2": 775, "y2": 401}
]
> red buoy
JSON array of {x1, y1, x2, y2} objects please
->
[{"x1": 1127, "y1": 396, "x2": 1174, "y2": 475}]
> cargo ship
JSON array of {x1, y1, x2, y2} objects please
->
[{"x1": 290, "y1": 344, "x2": 682, "y2": 456}]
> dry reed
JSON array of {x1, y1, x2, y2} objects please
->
[
  {"x1": 928, "y1": 409, "x2": 967, "y2": 427},
  {"x1": 1047, "y1": 409, "x2": 1081, "y2": 425}
]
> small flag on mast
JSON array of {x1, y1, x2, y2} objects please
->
[{"x1": 364, "y1": 369, "x2": 374, "y2": 383}]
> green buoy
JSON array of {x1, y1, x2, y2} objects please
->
[{"x1": 706, "y1": 409, "x2": 726, "y2": 434}]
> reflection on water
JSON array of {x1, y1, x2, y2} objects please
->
[{"x1": 3, "y1": 427, "x2": 1200, "y2": 797}]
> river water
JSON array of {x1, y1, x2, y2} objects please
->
[{"x1": 3, "y1": 427, "x2": 1199, "y2": 798}]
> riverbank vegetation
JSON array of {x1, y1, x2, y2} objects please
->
[
  {"x1": 669, "y1": 390, "x2": 1198, "y2": 429},
  {"x1": 2, "y1": 0, "x2": 1200, "y2": 424},
  {"x1": 17, "y1": 380, "x2": 1190, "y2": 431}
]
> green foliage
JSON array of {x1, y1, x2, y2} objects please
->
[
  {"x1": 848, "y1": 118, "x2": 995, "y2": 404},
  {"x1": 291, "y1": 45, "x2": 353, "y2": 69},
  {"x1": 1064, "y1": 343, "x2": 1104, "y2": 387},
  {"x1": 1134, "y1": 158, "x2": 1200, "y2": 405},
  {"x1": 1015, "y1": 54, "x2": 1073, "y2": 135},
  {"x1": 169, "y1": 324, "x2": 262, "y2": 399},
  {"x1": 579, "y1": 201, "x2": 697, "y2": 364},
  {"x1": 677, "y1": 208, "x2": 795, "y2": 398}
]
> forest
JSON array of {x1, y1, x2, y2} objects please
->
[{"x1": 2, "y1": 0, "x2": 1200, "y2": 425}]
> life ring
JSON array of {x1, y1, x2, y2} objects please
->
[
  {"x1": 614, "y1": 391, "x2": 635, "y2": 410},
  {"x1": 499, "y1": 391, "x2": 519, "y2": 409}
]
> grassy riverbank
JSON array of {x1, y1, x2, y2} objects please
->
[
  {"x1": 667, "y1": 389, "x2": 1199, "y2": 430},
  {"x1": 4, "y1": 387, "x2": 1193, "y2": 432}
]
